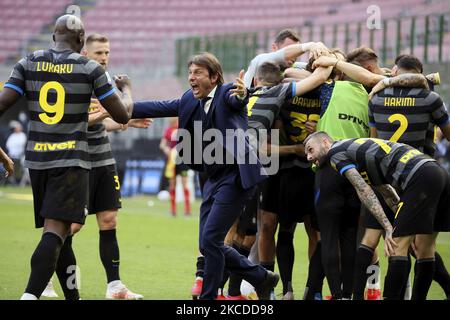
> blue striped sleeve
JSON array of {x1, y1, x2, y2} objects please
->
[
  {"x1": 437, "y1": 118, "x2": 450, "y2": 127},
  {"x1": 4, "y1": 83, "x2": 24, "y2": 95},
  {"x1": 339, "y1": 164, "x2": 356, "y2": 175},
  {"x1": 97, "y1": 88, "x2": 116, "y2": 101},
  {"x1": 291, "y1": 81, "x2": 297, "y2": 97}
]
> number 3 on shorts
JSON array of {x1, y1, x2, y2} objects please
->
[{"x1": 114, "y1": 175, "x2": 121, "y2": 190}]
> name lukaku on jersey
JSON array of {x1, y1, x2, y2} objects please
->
[
  {"x1": 36, "y1": 62, "x2": 74, "y2": 74},
  {"x1": 384, "y1": 97, "x2": 416, "y2": 107},
  {"x1": 34, "y1": 141, "x2": 76, "y2": 151}
]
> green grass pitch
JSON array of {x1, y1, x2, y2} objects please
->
[{"x1": 0, "y1": 186, "x2": 449, "y2": 300}]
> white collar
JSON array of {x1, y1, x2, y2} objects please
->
[{"x1": 207, "y1": 86, "x2": 217, "y2": 100}]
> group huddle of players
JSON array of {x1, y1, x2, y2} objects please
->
[{"x1": 190, "y1": 28, "x2": 450, "y2": 301}]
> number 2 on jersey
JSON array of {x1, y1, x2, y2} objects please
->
[
  {"x1": 388, "y1": 113, "x2": 408, "y2": 142},
  {"x1": 38, "y1": 81, "x2": 65, "y2": 125}
]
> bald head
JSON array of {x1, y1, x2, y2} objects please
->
[
  {"x1": 304, "y1": 131, "x2": 334, "y2": 167},
  {"x1": 53, "y1": 15, "x2": 85, "y2": 52}
]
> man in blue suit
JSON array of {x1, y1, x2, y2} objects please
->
[{"x1": 132, "y1": 52, "x2": 279, "y2": 299}]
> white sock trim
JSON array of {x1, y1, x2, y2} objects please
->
[{"x1": 20, "y1": 293, "x2": 38, "y2": 300}]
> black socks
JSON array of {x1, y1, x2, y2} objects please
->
[{"x1": 99, "y1": 229, "x2": 120, "y2": 283}]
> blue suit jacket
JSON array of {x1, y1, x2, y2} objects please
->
[{"x1": 132, "y1": 83, "x2": 267, "y2": 189}]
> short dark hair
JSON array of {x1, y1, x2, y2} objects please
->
[
  {"x1": 86, "y1": 33, "x2": 109, "y2": 45},
  {"x1": 395, "y1": 54, "x2": 423, "y2": 73},
  {"x1": 256, "y1": 61, "x2": 283, "y2": 86},
  {"x1": 274, "y1": 29, "x2": 300, "y2": 45},
  {"x1": 330, "y1": 48, "x2": 347, "y2": 60},
  {"x1": 347, "y1": 46, "x2": 378, "y2": 64},
  {"x1": 304, "y1": 131, "x2": 334, "y2": 146},
  {"x1": 188, "y1": 52, "x2": 224, "y2": 85}
]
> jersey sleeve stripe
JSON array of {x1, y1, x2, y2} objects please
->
[
  {"x1": 291, "y1": 81, "x2": 297, "y2": 98},
  {"x1": 4, "y1": 83, "x2": 24, "y2": 95},
  {"x1": 437, "y1": 118, "x2": 450, "y2": 127},
  {"x1": 339, "y1": 164, "x2": 356, "y2": 175},
  {"x1": 97, "y1": 88, "x2": 116, "y2": 101}
]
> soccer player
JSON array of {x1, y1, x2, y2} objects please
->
[
  {"x1": 361, "y1": 54, "x2": 450, "y2": 300},
  {"x1": 321, "y1": 50, "x2": 442, "y2": 299},
  {"x1": 0, "y1": 15, "x2": 133, "y2": 300},
  {"x1": 221, "y1": 61, "x2": 332, "y2": 300},
  {"x1": 304, "y1": 132, "x2": 450, "y2": 300},
  {"x1": 346, "y1": 46, "x2": 392, "y2": 77},
  {"x1": 243, "y1": 30, "x2": 328, "y2": 300},
  {"x1": 297, "y1": 50, "x2": 429, "y2": 300},
  {"x1": 244, "y1": 29, "x2": 329, "y2": 88},
  {"x1": 160, "y1": 117, "x2": 191, "y2": 217},
  {"x1": 64, "y1": 33, "x2": 145, "y2": 300},
  {"x1": 274, "y1": 60, "x2": 324, "y2": 300}
]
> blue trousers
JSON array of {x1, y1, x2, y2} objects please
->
[{"x1": 199, "y1": 169, "x2": 266, "y2": 299}]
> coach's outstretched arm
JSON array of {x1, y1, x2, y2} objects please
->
[
  {"x1": 343, "y1": 168, "x2": 397, "y2": 256},
  {"x1": 132, "y1": 99, "x2": 180, "y2": 119}
]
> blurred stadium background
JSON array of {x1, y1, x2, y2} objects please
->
[
  {"x1": 1, "y1": 0, "x2": 450, "y2": 188},
  {"x1": 0, "y1": 0, "x2": 450, "y2": 299}
]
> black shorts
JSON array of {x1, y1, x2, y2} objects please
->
[
  {"x1": 237, "y1": 188, "x2": 259, "y2": 236},
  {"x1": 175, "y1": 164, "x2": 189, "y2": 177},
  {"x1": 259, "y1": 173, "x2": 280, "y2": 214},
  {"x1": 88, "y1": 165, "x2": 122, "y2": 214},
  {"x1": 30, "y1": 167, "x2": 89, "y2": 228},
  {"x1": 363, "y1": 189, "x2": 396, "y2": 230},
  {"x1": 315, "y1": 164, "x2": 361, "y2": 232},
  {"x1": 393, "y1": 162, "x2": 450, "y2": 237},
  {"x1": 278, "y1": 166, "x2": 315, "y2": 225}
]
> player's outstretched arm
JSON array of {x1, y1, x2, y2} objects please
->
[
  {"x1": 284, "y1": 42, "x2": 330, "y2": 62},
  {"x1": 103, "y1": 118, "x2": 153, "y2": 132},
  {"x1": 115, "y1": 74, "x2": 134, "y2": 116},
  {"x1": 99, "y1": 92, "x2": 131, "y2": 124},
  {"x1": 294, "y1": 66, "x2": 333, "y2": 96},
  {"x1": 313, "y1": 56, "x2": 384, "y2": 87},
  {"x1": 0, "y1": 87, "x2": 22, "y2": 117},
  {"x1": 88, "y1": 98, "x2": 110, "y2": 126},
  {"x1": 344, "y1": 168, "x2": 397, "y2": 256},
  {"x1": 439, "y1": 122, "x2": 450, "y2": 141},
  {"x1": 283, "y1": 68, "x2": 311, "y2": 81},
  {"x1": 369, "y1": 74, "x2": 429, "y2": 99},
  {"x1": 0, "y1": 146, "x2": 14, "y2": 178}
]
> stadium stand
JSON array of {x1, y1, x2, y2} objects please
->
[
  {"x1": 0, "y1": 0, "x2": 73, "y2": 63},
  {"x1": 2, "y1": 0, "x2": 449, "y2": 67}
]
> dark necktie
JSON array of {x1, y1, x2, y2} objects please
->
[{"x1": 200, "y1": 97, "x2": 211, "y2": 113}]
